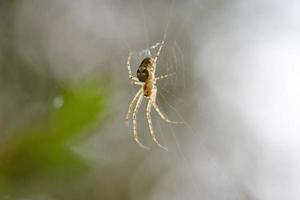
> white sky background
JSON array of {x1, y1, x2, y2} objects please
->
[
  {"x1": 11, "y1": 0, "x2": 300, "y2": 199},
  {"x1": 197, "y1": 0, "x2": 300, "y2": 199}
]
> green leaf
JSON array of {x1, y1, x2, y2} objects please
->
[{"x1": 0, "y1": 78, "x2": 110, "y2": 196}]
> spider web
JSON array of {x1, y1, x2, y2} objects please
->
[
  {"x1": 120, "y1": 1, "x2": 243, "y2": 200},
  {"x1": 78, "y1": 0, "x2": 300, "y2": 199},
  {"x1": 8, "y1": 0, "x2": 300, "y2": 199}
]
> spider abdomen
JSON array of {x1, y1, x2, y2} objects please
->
[
  {"x1": 137, "y1": 67, "x2": 149, "y2": 82},
  {"x1": 137, "y1": 57, "x2": 152, "y2": 82}
]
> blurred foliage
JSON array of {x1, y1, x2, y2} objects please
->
[
  {"x1": 0, "y1": 79, "x2": 110, "y2": 198},
  {"x1": 0, "y1": 1, "x2": 113, "y2": 198}
]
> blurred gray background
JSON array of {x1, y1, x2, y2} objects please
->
[{"x1": 1, "y1": 0, "x2": 300, "y2": 199}]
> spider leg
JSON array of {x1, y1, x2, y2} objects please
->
[
  {"x1": 152, "y1": 87, "x2": 183, "y2": 124},
  {"x1": 127, "y1": 53, "x2": 139, "y2": 83},
  {"x1": 125, "y1": 88, "x2": 142, "y2": 121},
  {"x1": 152, "y1": 104, "x2": 183, "y2": 124},
  {"x1": 146, "y1": 92, "x2": 168, "y2": 151},
  {"x1": 132, "y1": 93, "x2": 150, "y2": 150},
  {"x1": 153, "y1": 40, "x2": 164, "y2": 63},
  {"x1": 153, "y1": 40, "x2": 165, "y2": 72},
  {"x1": 155, "y1": 72, "x2": 176, "y2": 81},
  {"x1": 133, "y1": 81, "x2": 143, "y2": 85}
]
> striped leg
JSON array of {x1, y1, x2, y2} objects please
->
[
  {"x1": 152, "y1": 103, "x2": 183, "y2": 124},
  {"x1": 127, "y1": 53, "x2": 139, "y2": 83},
  {"x1": 125, "y1": 89, "x2": 142, "y2": 121},
  {"x1": 146, "y1": 92, "x2": 168, "y2": 151},
  {"x1": 152, "y1": 87, "x2": 183, "y2": 124},
  {"x1": 132, "y1": 93, "x2": 149, "y2": 150},
  {"x1": 155, "y1": 72, "x2": 176, "y2": 81},
  {"x1": 153, "y1": 40, "x2": 165, "y2": 72}
]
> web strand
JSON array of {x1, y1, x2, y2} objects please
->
[{"x1": 157, "y1": 88, "x2": 243, "y2": 199}]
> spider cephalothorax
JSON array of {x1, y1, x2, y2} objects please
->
[{"x1": 125, "y1": 41, "x2": 182, "y2": 151}]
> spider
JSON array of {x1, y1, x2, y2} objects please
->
[{"x1": 125, "y1": 41, "x2": 182, "y2": 151}]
